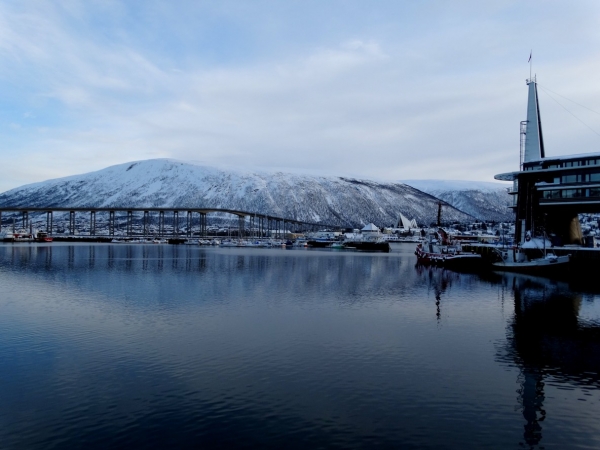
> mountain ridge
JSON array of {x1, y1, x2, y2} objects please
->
[{"x1": 0, "y1": 159, "x2": 512, "y2": 227}]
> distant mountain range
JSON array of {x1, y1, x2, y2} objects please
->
[
  {"x1": 401, "y1": 180, "x2": 513, "y2": 222},
  {"x1": 0, "y1": 159, "x2": 513, "y2": 227}
]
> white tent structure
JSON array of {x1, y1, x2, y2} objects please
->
[{"x1": 398, "y1": 213, "x2": 418, "y2": 230}]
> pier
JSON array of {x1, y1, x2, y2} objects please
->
[{"x1": 0, "y1": 207, "x2": 338, "y2": 239}]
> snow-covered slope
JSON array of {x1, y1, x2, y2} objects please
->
[
  {"x1": 402, "y1": 179, "x2": 513, "y2": 222},
  {"x1": 0, "y1": 159, "x2": 478, "y2": 227}
]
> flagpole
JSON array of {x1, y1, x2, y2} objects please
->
[{"x1": 529, "y1": 50, "x2": 532, "y2": 81}]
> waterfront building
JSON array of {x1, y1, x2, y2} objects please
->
[{"x1": 495, "y1": 77, "x2": 600, "y2": 245}]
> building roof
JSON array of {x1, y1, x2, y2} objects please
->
[
  {"x1": 525, "y1": 151, "x2": 600, "y2": 164},
  {"x1": 361, "y1": 223, "x2": 380, "y2": 232}
]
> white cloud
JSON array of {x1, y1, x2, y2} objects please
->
[{"x1": 2, "y1": 1, "x2": 600, "y2": 192}]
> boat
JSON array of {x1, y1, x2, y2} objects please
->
[
  {"x1": 35, "y1": 231, "x2": 53, "y2": 242},
  {"x1": 12, "y1": 230, "x2": 34, "y2": 242},
  {"x1": 346, "y1": 239, "x2": 389, "y2": 252},
  {"x1": 491, "y1": 235, "x2": 570, "y2": 274},
  {"x1": 415, "y1": 228, "x2": 483, "y2": 269},
  {"x1": 306, "y1": 231, "x2": 339, "y2": 248},
  {"x1": 0, "y1": 231, "x2": 15, "y2": 242},
  {"x1": 492, "y1": 248, "x2": 570, "y2": 274},
  {"x1": 307, "y1": 238, "x2": 335, "y2": 248},
  {"x1": 292, "y1": 238, "x2": 309, "y2": 247},
  {"x1": 342, "y1": 223, "x2": 391, "y2": 252}
]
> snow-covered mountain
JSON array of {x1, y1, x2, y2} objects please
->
[
  {"x1": 402, "y1": 179, "x2": 513, "y2": 222},
  {"x1": 0, "y1": 159, "x2": 480, "y2": 227}
]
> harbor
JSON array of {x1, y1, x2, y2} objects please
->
[
  {"x1": 1, "y1": 241, "x2": 599, "y2": 449},
  {"x1": 4, "y1": 1, "x2": 600, "y2": 448}
]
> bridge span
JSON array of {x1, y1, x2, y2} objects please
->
[{"x1": 0, "y1": 207, "x2": 339, "y2": 238}]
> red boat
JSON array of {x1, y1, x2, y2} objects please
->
[
  {"x1": 415, "y1": 228, "x2": 482, "y2": 269},
  {"x1": 35, "y1": 231, "x2": 53, "y2": 242}
]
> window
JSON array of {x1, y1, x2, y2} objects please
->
[
  {"x1": 590, "y1": 187, "x2": 600, "y2": 197},
  {"x1": 590, "y1": 172, "x2": 600, "y2": 182},
  {"x1": 562, "y1": 189, "x2": 583, "y2": 198},
  {"x1": 562, "y1": 174, "x2": 578, "y2": 183},
  {"x1": 543, "y1": 190, "x2": 561, "y2": 199},
  {"x1": 564, "y1": 161, "x2": 582, "y2": 167}
]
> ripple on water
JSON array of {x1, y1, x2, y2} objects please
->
[{"x1": 0, "y1": 244, "x2": 599, "y2": 449}]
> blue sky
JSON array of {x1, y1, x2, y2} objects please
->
[{"x1": 2, "y1": 0, "x2": 600, "y2": 192}]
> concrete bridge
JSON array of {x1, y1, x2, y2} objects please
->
[{"x1": 0, "y1": 207, "x2": 338, "y2": 238}]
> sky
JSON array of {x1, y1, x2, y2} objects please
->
[{"x1": 2, "y1": 0, "x2": 600, "y2": 192}]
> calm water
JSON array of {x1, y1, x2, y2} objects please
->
[{"x1": 1, "y1": 243, "x2": 599, "y2": 449}]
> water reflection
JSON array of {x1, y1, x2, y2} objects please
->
[
  {"x1": 0, "y1": 244, "x2": 416, "y2": 315},
  {"x1": 1, "y1": 244, "x2": 599, "y2": 449},
  {"x1": 496, "y1": 273, "x2": 600, "y2": 448},
  {"x1": 414, "y1": 266, "x2": 600, "y2": 449},
  {"x1": 415, "y1": 264, "x2": 461, "y2": 322}
]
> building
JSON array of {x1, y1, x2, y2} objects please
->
[{"x1": 494, "y1": 77, "x2": 600, "y2": 245}]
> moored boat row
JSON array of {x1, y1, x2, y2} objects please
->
[
  {"x1": 415, "y1": 228, "x2": 571, "y2": 275},
  {"x1": 1, "y1": 230, "x2": 53, "y2": 242}
]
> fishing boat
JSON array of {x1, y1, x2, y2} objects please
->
[
  {"x1": 415, "y1": 228, "x2": 483, "y2": 269},
  {"x1": 35, "y1": 231, "x2": 53, "y2": 242}
]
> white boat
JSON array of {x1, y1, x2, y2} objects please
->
[
  {"x1": 492, "y1": 248, "x2": 570, "y2": 273},
  {"x1": 0, "y1": 231, "x2": 15, "y2": 242},
  {"x1": 492, "y1": 236, "x2": 570, "y2": 274},
  {"x1": 342, "y1": 224, "x2": 391, "y2": 252}
]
